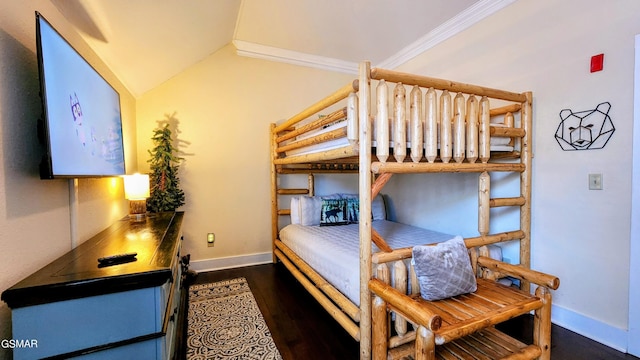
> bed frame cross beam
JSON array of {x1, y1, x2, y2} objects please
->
[
  {"x1": 370, "y1": 173, "x2": 395, "y2": 253},
  {"x1": 372, "y1": 229, "x2": 393, "y2": 253},
  {"x1": 372, "y1": 173, "x2": 393, "y2": 198}
]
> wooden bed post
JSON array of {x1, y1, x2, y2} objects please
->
[
  {"x1": 371, "y1": 296, "x2": 388, "y2": 360},
  {"x1": 521, "y1": 91, "x2": 533, "y2": 292},
  {"x1": 393, "y1": 83, "x2": 406, "y2": 163},
  {"x1": 308, "y1": 174, "x2": 314, "y2": 196},
  {"x1": 478, "y1": 171, "x2": 491, "y2": 236},
  {"x1": 376, "y1": 80, "x2": 389, "y2": 163},
  {"x1": 359, "y1": 60, "x2": 373, "y2": 360},
  {"x1": 453, "y1": 92, "x2": 466, "y2": 164},
  {"x1": 415, "y1": 326, "x2": 436, "y2": 360},
  {"x1": 440, "y1": 90, "x2": 452, "y2": 163},
  {"x1": 466, "y1": 95, "x2": 478, "y2": 163},
  {"x1": 270, "y1": 123, "x2": 279, "y2": 263},
  {"x1": 425, "y1": 88, "x2": 438, "y2": 163},
  {"x1": 410, "y1": 86, "x2": 423, "y2": 163},
  {"x1": 534, "y1": 286, "x2": 553, "y2": 360},
  {"x1": 479, "y1": 96, "x2": 491, "y2": 163}
]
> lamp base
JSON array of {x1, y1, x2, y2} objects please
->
[{"x1": 129, "y1": 200, "x2": 147, "y2": 221}]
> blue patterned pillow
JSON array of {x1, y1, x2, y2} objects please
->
[
  {"x1": 345, "y1": 198, "x2": 359, "y2": 224},
  {"x1": 320, "y1": 199, "x2": 349, "y2": 226},
  {"x1": 340, "y1": 194, "x2": 386, "y2": 220}
]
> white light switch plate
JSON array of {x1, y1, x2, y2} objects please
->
[{"x1": 589, "y1": 173, "x2": 603, "y2": 190}]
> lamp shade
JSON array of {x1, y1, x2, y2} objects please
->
[{"x1": 124, "y1": 174, "x2": 150, "y2": 200}]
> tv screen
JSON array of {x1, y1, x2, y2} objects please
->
[{"x1": 36, "y1": 12, "x2": 125, "y2": 179}]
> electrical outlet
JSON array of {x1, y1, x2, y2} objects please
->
[
  {"x1": 589, "y1": 173, "x2": 603, "y2": 190},
  {"x1": 207, "y1": 233, "x2": 215, "y2": 247}
]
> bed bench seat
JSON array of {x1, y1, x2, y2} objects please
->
[{"x1": 369, "y1": 256, "x2": 559, "y2": 360}]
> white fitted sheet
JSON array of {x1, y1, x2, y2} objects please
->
[{"x1": 279, "y1": 220, "x2": 453, "y2": 305}]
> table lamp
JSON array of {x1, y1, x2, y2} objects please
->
[{"x1": 123, "y1": 173, "x2": 150, "y2": 221}]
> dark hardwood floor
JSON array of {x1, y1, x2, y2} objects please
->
[{"x1": 184, "y1": 263, "x2": 638, "y2": 360}]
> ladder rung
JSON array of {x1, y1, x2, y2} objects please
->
[
  {"x1": 277, "y1": 189, "x2": 309, "y2": 195},
  {"x1": 490, "y1": 197, "x2": 526, "y2": 207},
  {"x1": 490, "y1": 126, "x2": 525, "y2": 138},
  {"x1": 278, "y1": 209, "x2": 291, "y2": 216},
  {"x1": 490, "y1": 103, "x2": 521, "y2": 116}
]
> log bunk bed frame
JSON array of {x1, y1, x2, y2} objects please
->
[{"x1": 270, "y1": 61, "x2": 559, "y2": 360}]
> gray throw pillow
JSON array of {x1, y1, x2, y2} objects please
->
[{"x1": 412, "y1": 236, "x2": 477, "y2": 301}]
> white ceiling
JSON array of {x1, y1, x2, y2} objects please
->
[{"x1": 51, "y1": 0, "x2": 515, "y2": 97}]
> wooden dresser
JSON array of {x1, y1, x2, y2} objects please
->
[{"x1": 1, "y1": 212, "x2": 185, "y2": 360}]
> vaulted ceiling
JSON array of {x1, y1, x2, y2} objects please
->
[{"x1": 50, "y1": 0, "x2": 515, "y2": 97}]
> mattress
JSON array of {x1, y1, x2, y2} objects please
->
[
  {"x1": 279, "y1": 220, "x2": 454, "y2": 306},
  {"x1": 285, "y1": 120, "x2": 515, "y2": 156}
]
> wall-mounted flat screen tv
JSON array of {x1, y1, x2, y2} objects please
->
[{"x1": 36, "y1": 12, "x2": 125, "y2": 179}]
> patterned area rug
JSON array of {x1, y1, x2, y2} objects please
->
[{"x1": 187, "y1": 277, "x2": 283, "y2": 360}]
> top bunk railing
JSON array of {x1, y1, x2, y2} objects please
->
[
  {"x1": 369, "y1": 68, "x2": 527, "y2": 103},
  {"x1": 273, "y1": 80, "x2": 359, "y2": 134},
  {"x1": 271, "y1": 64, "x2": 532, "y2": 169}
]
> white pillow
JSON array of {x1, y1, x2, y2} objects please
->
[
  {"x1": 339, "y1": 194, "x2": 386, "y2": 220},
  {"x1": 291, "y1": 194, "x2": 342, "y2": 226},
  {"x1": 290, "y1": 193, "x2": 387, "y2": 225},
  {"x1": 290, "y1": 196, "x2": 301, "y2": 225},
  {"x1": 299, "y1": 196, "x2": 323, "y2": 226}
]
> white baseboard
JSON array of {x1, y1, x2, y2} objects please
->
[
  {"x1": 189, "y1": 252, "x2": 273, "y2": 273},
  {"x1": 552, "y1": 304, "x2": 628, "y2": 353}
]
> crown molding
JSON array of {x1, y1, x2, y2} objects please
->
[
  {"x1": 233, "y1": 0, "x2": 516, "y2": 73},
  {"x1": 233, "y1": 40, "x2": 359, "y2": 74},
  {"x1": 378, "y1": 0, "x2": 517, "y2": 69}
]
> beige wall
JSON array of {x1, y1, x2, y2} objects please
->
[
  {"x1": 390, "y1": 0, "x2": 639, "y2": 346},
  {"x1": 136, "y1": 44, "x2": 354, "y2": 263},
  {"x1": 0, "y1": 2, "x2": 136, "y2": 357}
]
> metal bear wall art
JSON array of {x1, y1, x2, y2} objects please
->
[{"x1": 554, "y1": 102, "x2": 614, "y2": 151}]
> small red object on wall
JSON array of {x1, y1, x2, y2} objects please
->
[{"x1": 590, "y1": 53, "x2": 604, "y2": 73}]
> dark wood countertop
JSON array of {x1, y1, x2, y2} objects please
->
[{"x1": 1, "y1": 212, "x2": 184, "y2": 309}]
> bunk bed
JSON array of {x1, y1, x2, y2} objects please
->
[{"x1": 270, "y1": 61, "x2": 559, "y2": 360}]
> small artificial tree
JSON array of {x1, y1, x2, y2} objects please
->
[{"x1": 147, "y1": 123, "x2": 185, "y2": 212}]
